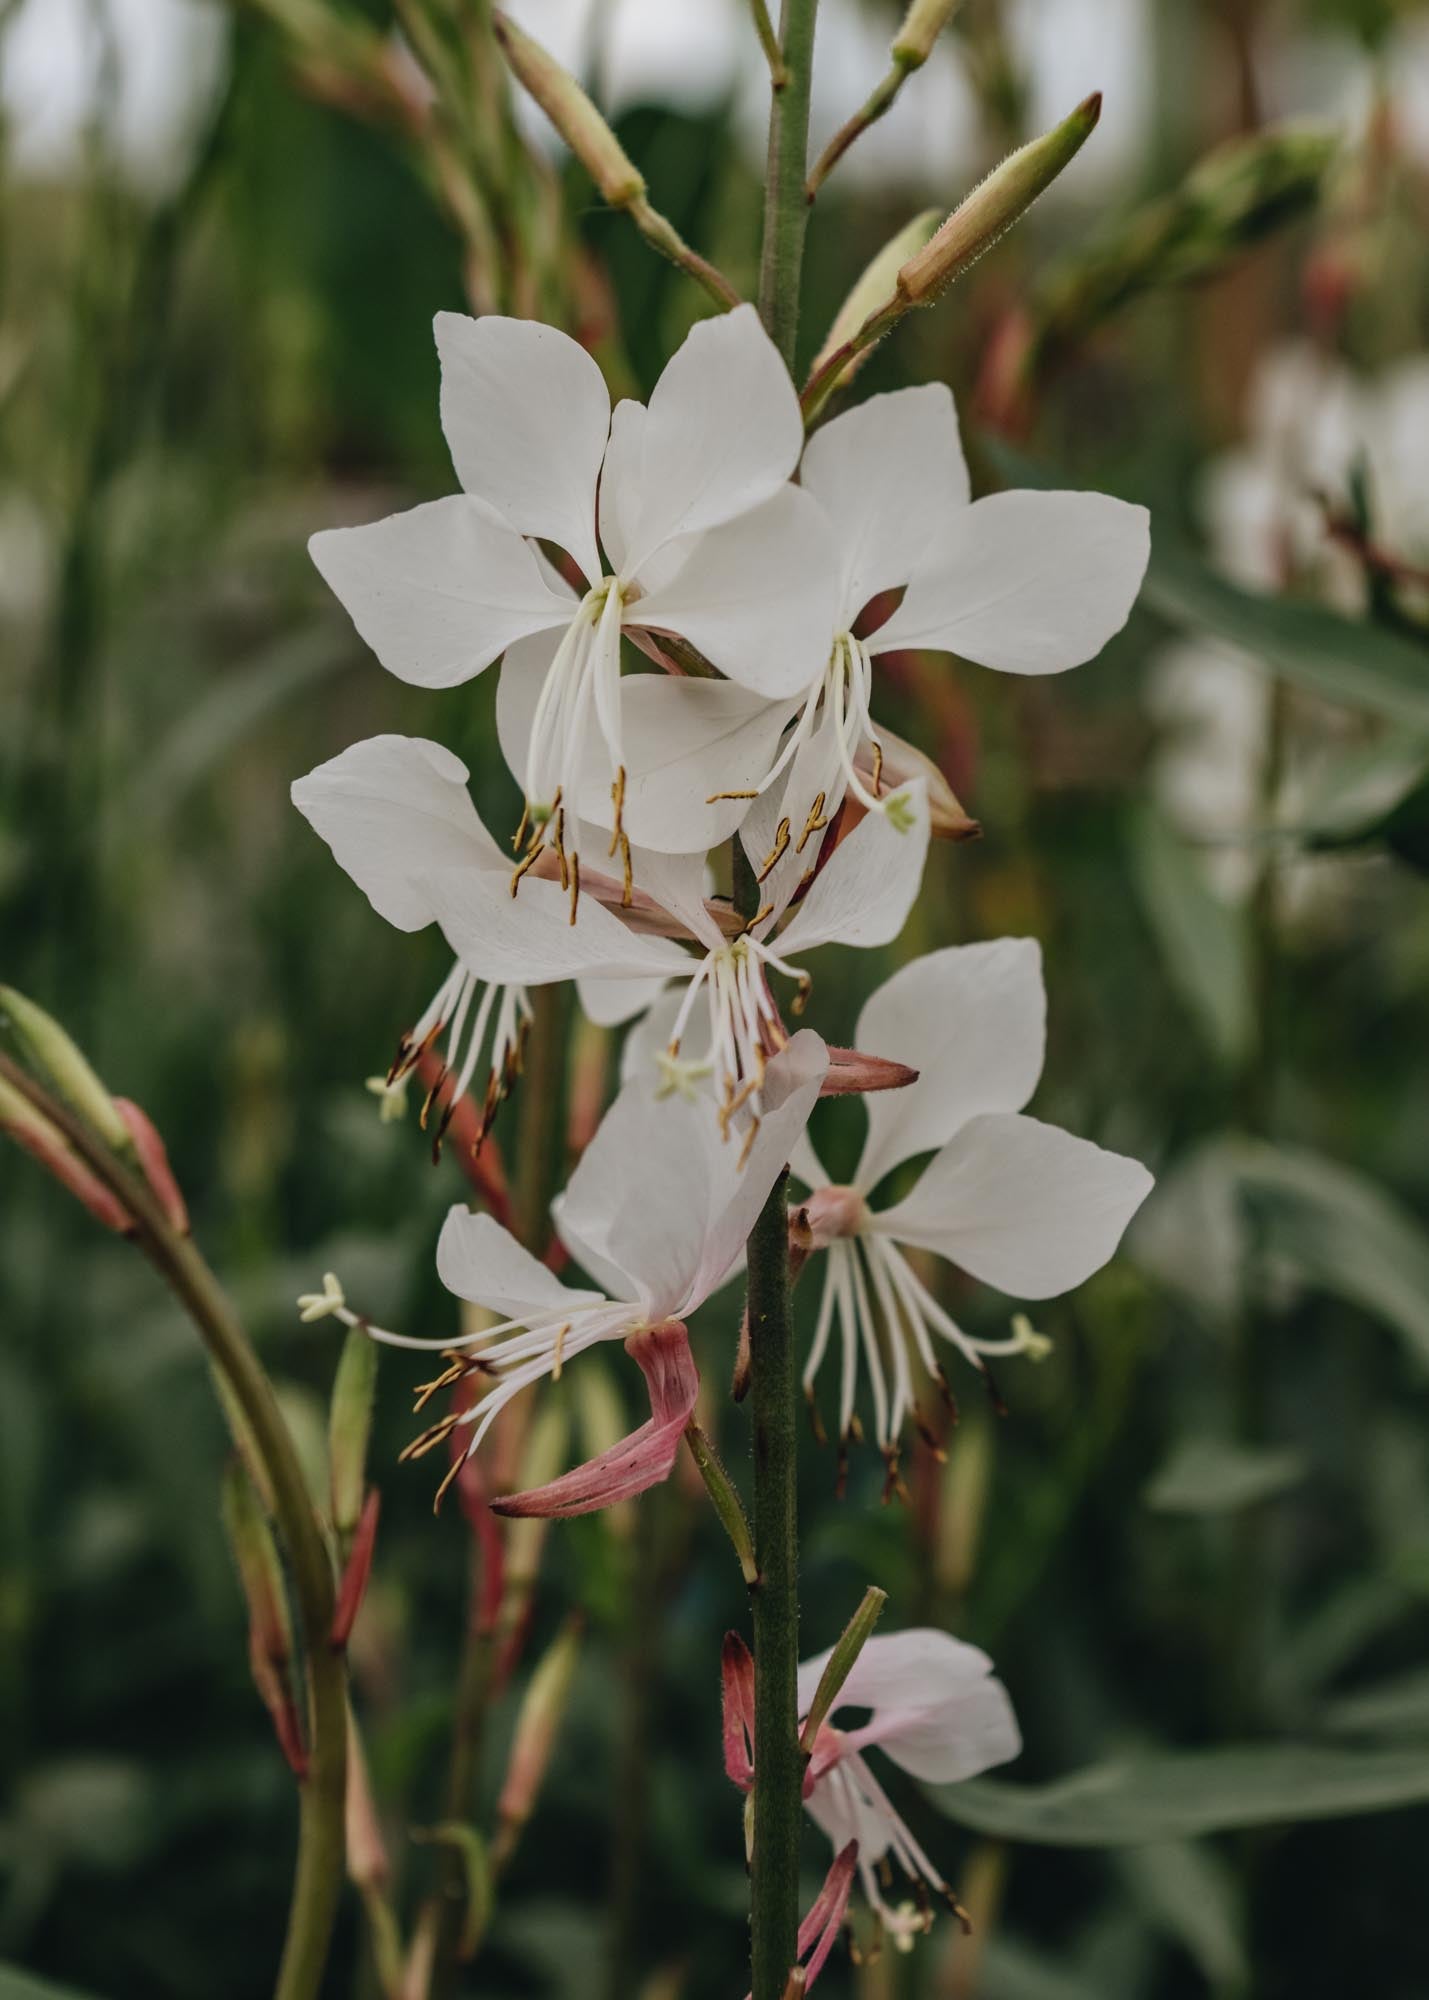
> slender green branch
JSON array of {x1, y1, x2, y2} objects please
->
[
  {"x1": 805, "y1": 59, "x2": 910, "y2": 200},
  {"x1": 756, "y1": 0, "x2": 820, "y2": 369},
  {"x1": 0, "y1": 1051, "x2": 346, "y2": 2000},
  {"x1": 747, "y1": 0, "x2": 789, "y2": 90}
]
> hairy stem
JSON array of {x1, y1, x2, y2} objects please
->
[
  {"x1": 746, "y1": 10, "x2": 818, "y2": 1993},
  {"x1": 0, "y1": 1052, "x2": 346, "y2": 2000}
]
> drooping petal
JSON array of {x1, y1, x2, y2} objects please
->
[
  {"x1": 553, "y1": 1076, "x2": 721, "y2": 1318},
  {"x1": 869, "y1": 491, "x2": 1151, "y2": 674},
  {"x1": 436, "y1": 1205, "x2": 605, "y2": 1321},
  {"x1": 311, "y1": 497, "x2": 575, "y2": 689},
  {"x1": 435, "y1": 311, "x2": 609, "y2": 583},
  {"x1": 684, "y1": 1030, "x2": 831, "y2": 1310},
  {"x1": 773, "y1": 781, "x2": 930, "y2": 958},
  {"x1": 797, "y1": 1629, "x2": 1021, "y2": 1787},
  {"x1": 631, "y1": 486, "x2": 841, "y2": 701},
  {"x1": 721, "y1": 1631, "x2": 756, "y2": 1791},
  {"x1": 624, "y1": 303, "x2": 803, "y2": 574},
  {"x1": 873, "y1": 1112, "x2": 1154, "y2": 1297},
  {"x1": 854, "y1": 940, "x2": 1047, "y2": 1191},
  {"x1": 490, "y1": 1320, "x2": 698, "y2": 1518},
  {"x1": 423, "y1": 867, "x2": 694, "y2": 989},
  {"x1": 800, "y1": 385, "x2": 970, "y2": 626},
  {"x1": 291, "y1": 735, "x2": 503, "y2": 932},
  {"x1": 794, "y1": 1842, "x2": 859, "y2": 1991}
]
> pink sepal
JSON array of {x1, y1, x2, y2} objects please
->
[
  {"x1": 742, "y1": 1842, "x2": 858, "y2": 2000},
  {"x1": 490, "y1": 1320, "x2": 698, "y2": 1519},
  {"x1": 820, "y1": 1048, "x2": 918, "y2": 1097},
  {"x1": 115, "y1": 1097, "x2": 190, "y2": 1233},
  {"x1": 721, "y1": 1631, "x2": 756, "y2": 1792}
]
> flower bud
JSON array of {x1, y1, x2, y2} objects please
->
[
  {"x1": 891, "y1": 0, "x2": 960, "y2": 69},
  {"x1": 329, "y1": 1324, "x2": 379, "y2": 1538},
  {"x1": 0, "y1": 1075, "x2": 133, "y2": 1233},
  {"x1": 344, "y1": 1709, "x2": 390, "y2": 1894},
  {"x1": 810, "y1": 209, "x2": 941, "y2": 391},
  {"x1": 899, "y1": 92, "x2": 1101, "y2": 305},
  {"x1": 492, "y1": 13, "x2": 645, "y2": 208},
  {"x1": 221, "y1": 1459, "x2": 306, "y2": 1776},
  {"x1": 798, "y1": 1585, "x2": 887, "y2": 1757},
  {"x1": 493, "y1": 1616, "x2": 582, "y2": 1867},
  {"x1": 114, "y1": 1098, "x2": 189, "y2": 1233},
  {"x1": 0, "y1": 986, "x2": 131, "y2": 1153}
]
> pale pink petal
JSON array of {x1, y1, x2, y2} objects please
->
[
  {"x1": 436, "y1": 1205, "x2": 604, "y2": 1321},
  {"x1": 491, "y1": 1320, "x2": 697, "y2": 1518},
  {"x1": 422, "y1": 867, "x2": 693, "y2": 989},
  {"x1": 800, "y1": 1629, "x2": 1021, "y2": 1787},
  {"x1": 721, "y1": 1631, "x2": 756, "y2": 1791}
]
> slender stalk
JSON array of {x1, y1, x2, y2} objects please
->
[
  {"x1": 806, "y1": 61, "x2": 908, "y2": 199},
  {"x1": 745, "y1": 12, "x2": 818, "y2": 1993},
  {"x1": 0, "y1": 1052, "x2": 346, "y2": 2000}
]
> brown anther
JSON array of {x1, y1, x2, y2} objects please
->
[
  {"x1": 736, "y1": 1115, "x2": 761, "y2": 1172},
  {"x1": 432, "y1": 1448, "x2": 469, "y2": 1516},
  {"x1": 933, "y1": 1365, "x2": 960, "y2": 1424},
  {"x1": 790, "y1": 972, "x2": 812, "y2": 1017},
  {"x1": 804, "y1": 1383, "x2": 828, "y2": 1447},
  {"x1": 617, "y1": 828, "x2": 633, "y2": 907},
  {"x1": 796, "y1": 791, "x2": 829, "y2": 854},
  {"x1": 705, "y1": 787, "x2": 761, "y2": 803},
  {"x1": 981, "y1": 1362, "x2": 1009, "y2": 1419},
  {"x1": 869, "y1": 740, "x2": 884, "y2": 794},
  {"x1": 912, "y1": 1405, "x2": 947, "y2": 1460},
  {"x1": 746, "y1": 902, "x2": 775, "y2": 932},
  {"x1": 608, "y1": 766, "x2": 627, "y2": 853},
  {"x1": 510, "y1": 841, "x2": 547, "y2": 896},
  {"x1": 757, "y1": 817, "x2": 791, "y2": 882},
  {"x1": 880, "y1": 1444, "x2": 910, "y2": 1507},
  {"x1": 550, "y1": 805, "x2": 569, "y2": 892},
  {"x1": 398, "y1": 1411, "x2": 461, "y2": 1463},
  {"x1": 418, "y1": 1067, "x2": 449, "y2": 1133},
  {"x1": 549, "y1": 1321, "x2": 572, "y2": 1382},
  {"x1": 568, "y1": 852, "x2": 581, "y2": 924},
  {"x1": 940, "y1": 1886, "x2": 974, "y2": 1937},
  {"x1": 512, "y1": 800, "x2": 531, "y2": 854}
]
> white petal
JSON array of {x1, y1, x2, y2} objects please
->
[
  {"x1": 577, "y1": 974, "x2": 670, "y2": 1029},
  {"x1": 436, "y1": 1205, "x2": 603, "y2": 1319},
  {"x1": 435, "y1": 312, "x2": 609, "y2": 582},
  {"x1": 797, "y1": 1628, "x2": 1021, "y2": 1786},
  {"x1": 870, "y1": 491, "x2": 1151, "y2": 674},
  {"x1": 632, "y1": 486, "x2": 840, "y2": 701},
  {"x1": 855, "y1": 940, "x2": 1046, "y2": 1191},
  {"x1": 874, "y1": 1112, "x2": 1154, "y2": 1297},
  {"x1": 291, "y1": 735, "x2": 502, "y2": 932},
  {"x1": 685, "y1": 1030, "x2": 830, "y2": 1309},
  {"x1": 617, "y1": 677, "x2": 795, "y2": 856},
  {"x1": 597, "y1": 397, "x2": 645, "y2": 576},
  {"x1": 624, "y1": 303, "x2": 803, "y2": 572},
  {"x1": 618, "y1": 983, "x2": 702, "y2": 1089},
  {"x1": 800, "y1": 385, "x2": 970, "y2": 625},
  {"x1": 310, "y1": 497, "x2": 574, "y2": 689},
  {"x1": 553, "y1": 1077, "x2": 719, "y2": 1316},
  {"x1": 498, "y1": 639, "x2": 793, "y2": 859},
  {"x1": 737, "y1": 700, "x2": 848, "y2": 923},
  {"x1": 774, "y1": 781, "x2": 930, "y2": 957},
  {"x1": 423, "y1": 867, "x2": 693, "y2": 988}
]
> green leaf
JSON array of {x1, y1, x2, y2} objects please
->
[
  {"x1": 1320, "y1": 1666, "x2": 1429, "y2": 1739},
  {"x1": 1143, "y1": 536, "x2": 1429, "y2": 732},
  {"x1": 928, "y1": 1742, "x2": 1429, "y2": 1845},
  {"x1": 1145, "y1": 1436, "x2": 1305, "y2": 1514},
  {"x1": 0, "y1": 1967, "x2": 104, "y2": 2000},
  {"x1": 1128, "y1": 805, "x2": 1251, "y2": 1064},
  {"x1": 1117, "y1": 1840, "x2": 1248, "y2": 1991},
  {"x1": 1233, "y1": 1141, "x2": 1429, "y2": 1372},
  {"x1": 1307, "y1": 768, "x2": 1429, "y2": 874}
]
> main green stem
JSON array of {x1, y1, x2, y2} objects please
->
[
  {"x1": 0, "y1": 1052, "x2": 346, "y2": 2000},
  {"x1": 747, "y1": 10, "x2": 818, "y2": 1993}
]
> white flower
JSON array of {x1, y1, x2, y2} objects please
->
[
  {"x1": 798, "y1": 1629, "x2": 1020, "y2": 1944},
  {"x1": 422, "y1": 780, "x2": 932, "y2": 1137},
  {"x1": 793, "y1": 940, "x2": 1153, "y2": 1452},
  {"x1": 309, "y1": 304, "x2": 840, "y2": 894},
  {"x1": 291, "y1": 734, "x2": 539, "y2": 1140},
  {"x1": 627, "y1": 382, "x2": 1149, "y2": 897},
  {"x1": 725, "y1": 1624, "x2": 1019, "y2": 1947},
  {"x1": 366, "y1": 1032, "x2": 829, "y2": 1473}
]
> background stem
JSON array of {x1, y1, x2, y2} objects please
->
[{"x1": 0, "y1": 1052, "x2": 346, "y2": 2000}]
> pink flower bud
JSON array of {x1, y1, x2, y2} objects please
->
[{"x1": 114, "y1": 1097, "x2": 190, "y2": 1233}]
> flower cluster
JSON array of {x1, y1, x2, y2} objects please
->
[{"x1": 295, "y1": 300, "x2": 1153, "y2": 1955}]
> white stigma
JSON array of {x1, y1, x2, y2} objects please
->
[{"x1": 664, "y1": 931, "x2": 808, "y2": 1144}]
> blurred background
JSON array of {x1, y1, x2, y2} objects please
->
[{"x1": 4, "y1": 0, "x2": 1429, "y2": 1995}]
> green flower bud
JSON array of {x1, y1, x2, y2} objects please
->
[
  {"x1": 493, "y1": 13, "x2": 645, "y2": 208},
  {"x1": 329, "y1": 1324, "x2": 379, "y2": 1539},
  {"x1": 0, "y1": 986, "x2": 131, "y2": 1153},
  {"x1": 891, "y1": 0, "x2": 960, "y2": 70}
]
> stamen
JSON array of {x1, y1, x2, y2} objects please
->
[
  {"x1": 398, "y1": 1411, "x2": 461, "y2": 1462},
  {"x1": 706, "y1": 787, "x2": 761, "y2": 803},
  {"x1": 432, "y1": 1449, "x2": 469, "y2": 1515},
  {"x1": 568, "y1": 852, "x2": 580, "y2": 924},
  {"x1": 549, "y1": 1321, "x2": 572, "y2": 1382},
  {"x1": 796, "y1": 791, "x2": 829, "y2": 854},
  {"x1": 757, "y1": 817, "x2": 791, "y2": 882},
  {"x1": 736, "y1": 1114, "x2": 760, "y2": 1171},
  {"x1": 511, "y1": 799, "x2": 531, "y2": 854}
]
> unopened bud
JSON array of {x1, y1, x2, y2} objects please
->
[
  {"x1": 891, "y1": 0, "x2": 959, "y2": 68},
  {"x1": 344, "y1": 1709, "x2": 390, "y2": 1893},
  {"x1": 114, "y1": 1097, "x2": 189, "y2": 1233},
  {"x1": 329, "y1": 1324, "x2": 379, "y2": 1537},
  {"x1": 221, "y1": 1459, "x2": 306, "y2": 1776},
  {"x1": 899, "y1": 92, "x2": 1101, "y2": 305},
  {"x1": 493, "y1": 13, "x2": 645, "y2": 208},
  {"x1": 0, "y1": 1075, "x2": 133, "y2": 1233},
  {"x1": 799, "y1": 1585, "x2": 888, "y2": 1755},
  {"x1": 811, "y1": 209, "x2": 941, "y2": 392},
  {"x1": 494, "y1": 1616, "x2": 582, "y2": 1867},
  {"x1": 330, "y1": 1487, "x2": 381, "y2": 1649},
  {"x1": 0, "y1": 986, "x2": 131, "y2": 1153}
]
